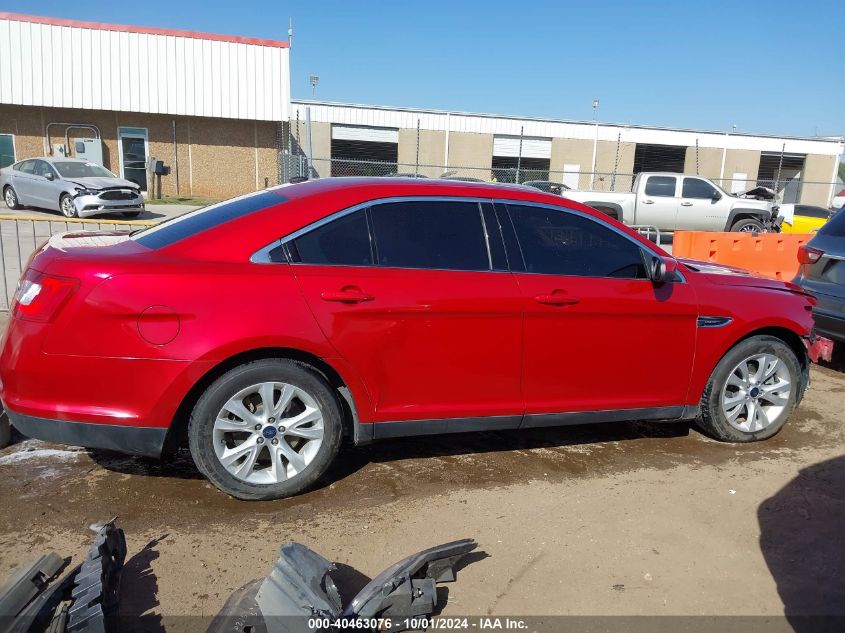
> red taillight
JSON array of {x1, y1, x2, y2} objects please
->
[
  {"x1": 12, "y1": 270, "x2": 78, "y2": 322},
  {"x1": 837, "y1": 189, "x2": 845, "y2": 197},
  {"x1": 798, "y1": 245, "x2": 823, "y2": 265}
]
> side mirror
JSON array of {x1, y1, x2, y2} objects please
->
[
  {"x1": 648, "y1": 256, "x2": 678, "y2": 283},
  {"x1": 712, "y1": 190, "x2": 722, "y2": 202},
  {"x1": 45, "y1": 172, "x2": 55, "y2": 181}
]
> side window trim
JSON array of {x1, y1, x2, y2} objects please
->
[{"x1": 255, "y1": 196, "x2": 499, "y2": 273}]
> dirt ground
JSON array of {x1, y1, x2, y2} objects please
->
[{"x1": 2, "y1": 358, "x2": 845, "y2": 629}]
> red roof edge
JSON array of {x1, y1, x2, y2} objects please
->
[{"x1": 0, "y1": 12, "x2": 290, "y2": 48}]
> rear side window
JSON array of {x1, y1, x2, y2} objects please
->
[
  {"x1": 289, "y1": 210, "x2": 372, "y2": 266},
  {"x1": 819, "y1": 208, "x2": 845, "y2": 237},
  {"x1": 644, "y1": 176, "x2": 677, "y2": 197},
  {"x1": 507, "y1": 203, "x2": 647, "y2": 279},
  {"x1": 369, "y1": 200, "x2": 489, "y2": 271},
  {"x1": 16, "y1": 160, "x2": 35, "y2": 174},
  {"x1": 134, "y1": 191, "x2": 283, "y2": 249}
]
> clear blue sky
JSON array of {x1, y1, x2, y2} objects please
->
[{"x1": 3, "y1": 0, "x2": 843, "y2": 137}]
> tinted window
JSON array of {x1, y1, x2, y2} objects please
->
[
  {"x1": 289, "y1": 209, "x2": 372, "y2": 266},
  {"x1": 644, "y1": 176, "x2": 676, "y2": 197},
  {"x1": 370, "y1": 200, "x2": 489, "y2": 271},
  {"x1": 507, "y1": 204, "x2": 647, "y2": 279},
  {"x1": 134, "y1": 191, "x2": 283, "y2": 249},
  {"x1": 17, "y1": 160, "x2": 35, "y2": 174},
  {"x1": 682, "y1": 178, "x2": 717, "y2": 199},
  {"x1": 819, "y1": 208, "x2": 845, "y2": 237},
  {"x1": 795, "y1": 205, "x2": 831, "y2": 219}
]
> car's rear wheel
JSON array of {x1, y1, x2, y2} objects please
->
[
  {"x1": 731, "y1": 217, "x2": 764, "y2": 232},
  {"x1": 696, "y1": 335, "x2": 801, "y2": 442},
  {"x1": 3, "y1": 186, "x2": 21, "y2": 210},
  {"x1": 60, "y1": 194, "x2": 78, "y2": 218},
  {"x1": 188, "y1": 359, "x2": 343, "y2": 500}
]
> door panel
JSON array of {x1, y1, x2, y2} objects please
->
[
  {"x1": 503, "y1": 201, "x2": 698, "y2": 414},
  {"x1": 636, "y1": 175, "x2": 679, "y2": 229},
  {"x1": 514, "y1": 274, "x2": 698, "y2": 412},
  {"x1": 678, "y1": 177, "x2": 728, "y2": 231},
  {"x1": 293, "y1": 266, "x2": 524, "y2": 422}
]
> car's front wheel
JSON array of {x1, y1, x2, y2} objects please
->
[
  {"x1": 3, "y1": 186, "x2": 21, "y2": 210},
  {"x1": 59, "y1": 194, "x2": 78, "y2": 218},
  {"x1": 696, "y1": 335, "x2": 802, "y2": 442},
  {"x1": 188, "y1": 359, "x2": 343, "y2": 500},
  {"x1": 731, "y1": 217, "x2": 765, "y2": 233}
]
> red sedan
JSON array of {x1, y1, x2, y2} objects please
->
[{"x1": 0, "y1": 178, "x2": 814, "y2": 500}]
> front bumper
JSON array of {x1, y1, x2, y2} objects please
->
[
  {"x1": 72, "y1": 193, "x2": 145, "y2": 218},
  {"x1": 5, "y1": 406, "x2": 167, "y2": 457}
]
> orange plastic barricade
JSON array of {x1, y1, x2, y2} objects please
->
[{"x1": 672, "y1": 232, "x2": 814, "y2": 281}]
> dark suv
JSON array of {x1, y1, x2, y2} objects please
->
[{"x1": 796, "y1": 208, "x2": 845, "y2": 344}]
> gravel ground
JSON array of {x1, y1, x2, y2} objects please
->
[{"x1": 0, "y1": 324, "x2": 843, "y2": 628}]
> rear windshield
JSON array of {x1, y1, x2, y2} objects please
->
[
  {"x1": 819, "y1": 208, "x2": 845, "y2": 237},
  {"x1": 133, "y1": 191, "x2": 284, "y2": 249}
]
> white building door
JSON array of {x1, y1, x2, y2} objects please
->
[{"x1": 117, "y1": 127, "x2": 149, "y2": 192}]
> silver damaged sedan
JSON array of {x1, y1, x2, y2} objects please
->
[{"x1": 0, "y1": 157, "x2": 145, "y2": 218}]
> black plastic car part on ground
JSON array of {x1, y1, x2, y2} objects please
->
[
  {"x1": 0, "y1": 521, "x2": 126, "y2": 633},
  {"x1": 207, "y1": 539, "x2": 479, "y2": 633}
]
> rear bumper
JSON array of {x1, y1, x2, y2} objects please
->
[{"x1": 5, "y1": 406, "x2": 167, "y2": 457}]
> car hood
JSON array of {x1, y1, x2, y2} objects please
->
[
  {"x1": 680, "y1": 258, "x2": 804, "y2": 293},
  {"x1": 67, "y1": 176, "x2": 140, "y2": 191}
]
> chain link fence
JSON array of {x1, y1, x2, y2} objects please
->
[{"x1": 282, "y1": 153, "x2": 842, "y2": 209}]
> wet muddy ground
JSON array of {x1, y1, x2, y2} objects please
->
[{"x1": 2, "y1": 361, "x2": 845, "y2": 623}]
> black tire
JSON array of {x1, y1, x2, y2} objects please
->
[
  {"x1": 0, "y1": 410, "x2": 10, "y2": 449},
  {"x1": 3, "y1": 186, "x2": 21, "y2": 210},
  {"x1": 121, "y1": 211, "x2": 142, "y2": 218},
  {"x1": 188, "y1": 359, "x2": 343, "y2": 501},
  {"x1": 731, "y1": 217, "x2": 764, "y2": 233},
  {"x1": 695, "y1": 335, "x2": 802, "y2": 442},
  {"x1": 59, "y1": 193, "x2": 78, "y2": 218}
]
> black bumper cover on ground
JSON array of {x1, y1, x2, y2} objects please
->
[{"x1": 5, "y1": 408, "x2": 167, "y2": 458}]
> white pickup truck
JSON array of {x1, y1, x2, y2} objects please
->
[{"x1": 563, "y1": 172, "x2": 779, "y2": 232}]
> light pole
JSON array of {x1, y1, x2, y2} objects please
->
[
  {"x1": 590, "y1": 99, "x2": 600, "y2": 189},
  {"x1": 309, "y1": 75, "x2": 319, "y2": 98}
]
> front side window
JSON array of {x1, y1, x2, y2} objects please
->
[
  {"x1": 507, "y1": 203, "x2": 647, "y2": 279},
  {"x1": 369, "y1": 200, "x2": 489, "y2": 271},
  {"x1": 795, "y1": 205, "x2": 830, "y2": 219},
  {"x1": 33, "y1": 161, "x2": 56, "y2": 179},
  {"x1": 644, "y1": 176, "x2": 677, "y2": 197},
  {"x1": 682, "y1": 178, "x2": 717, "y2": 199},
  {"x1": 289, "y1": 210, "x2": 372, "y2": 266}
]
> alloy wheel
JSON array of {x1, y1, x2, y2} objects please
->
[
  {"x1": 720, "y1": 353, "x2": 792, "y2": 433},
  {"x1": 212, "y1": 381, "x2": 324, "y2": 484},
  {"x1": 60, "y1": 196, "x2": 75, "y2": 217},
  {"x1": 4, "y1": 188, "x2": 15, "y2": 208}
]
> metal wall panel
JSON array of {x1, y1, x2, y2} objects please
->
[
  {"x1": 0, "y1": 14, "x2": 290, "y2": 121},
  {"x1": 292, "y1": 101, "x2": 844, "y2": 157},
  {"x1": 493, "y1": 135, "x2": 551, "y2": 159}
]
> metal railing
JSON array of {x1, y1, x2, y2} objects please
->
[{"x1": 0, "y1": 215, "x2": 156, "y2": 313}]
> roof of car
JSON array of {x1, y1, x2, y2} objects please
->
[
  {"x1": 15, "y1": 156, "x2": 90, "y2": 164},
  {"x1": 269, "y1": 176, "x2": 565, "y2": 201}
]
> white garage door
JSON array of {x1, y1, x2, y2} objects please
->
[
  {"x1": 493, "y1": 135, "x2": 551, "y2": 159},
  {"x1": 332, "y1": 125, "x2": 399, "y2": 143}
]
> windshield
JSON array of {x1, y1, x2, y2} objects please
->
[{"x1": 53, "y1": 161, "x2": 117, "y2": 179}]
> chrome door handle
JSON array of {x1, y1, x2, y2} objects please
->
[
  {"x1": 642, "y1": 199, "x2": 654, "y2": 204},
  {"x1": 680, "y1": 201, "x2": 693, "y2": 206}
]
